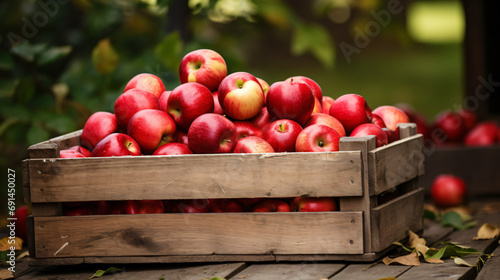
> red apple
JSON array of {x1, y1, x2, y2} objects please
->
[
  {"x1": 127, "y1": 109, "x2": 177, "y2": 154},
  {"x1": 80, "y1": 112, "x2": 118, "y2": 150},
  {"x1": 179, "y1": 49, "x2": 227, "y2": 91},
  {"x1": 295, "y1": 124, "x2": 341, "y2": 152},
  {"x1": 63, "y1": 206, "x2": 92, "y2": 216},
  {"x1": 122, "y1": 200, "x2": 165, "y2": 214},
  {"x1": 13, "y1": 206, "x2": 29, "y2": 241},
  {"x1": 262, "y1": 119, "x2": 303, "y2": 152},
  {"x1": 167, "y1": 82, "x2": 214, "y2": 131},
  {"x1": 430, "y1": 174, "x2": 467, "y2": 208},
  {"x1": 237, "y1": 198, "x2": 264, "y2": 210},
  {"x1": 174, "y1": 129, "x2": 189, "y2": 146},
  {"x1": 188, "y1": 113, "x2": 237, "y2": 154},
  {"x1": 322, "y1": 96, "x2": 335, "y2": 114},
  {"x1": 158, "y1": 90, "x2": 172, "y2": 112},
  {"x1": 209, "y1": 199, "x2": 245, "y2": 213},
  {"x1": 167, "y1": 199, "x2": 211, "y2": 213},
  {"x1": 290, "y1": 197, "x2": 338, "y2": 212},
  {"x1": 233, "y1": 136, "x2": 275, "y2": 153},
  {"x1": 212, "y1": 91, "x2": 224, "y2": 115},
  {"x1": 266, "y1": 80, "x2": 315, "y2": 126},
  {"x1": 66, "y1": 146, "x2": 92, "y2": 157},
  {"x1": 382, "y1": 127, "x2": 398, "y2": 143},
  {"x1": 123, "y1": 73, "x2": 166, "y2": 99},
  {"x1": 234, "y1": 121, "x2": 263, "y2": 139},
  {"x1": 218, "y1": 72, "x2": 265, "y2": 120},
  {"x1": 396, "y1": 103, "x2": 430, "y2": 139},
  {"x1": 371, "y1": 113, "x2": 386, "y2": 128},
  {"x1": 372, "y1": 106, "x2": 410, "y2": 132},
  {"x1": 464, "y1": 121, "x2": 498, "y2": 146},
  {"x1": 304, "y1": 113, "x2": 346, "y2": 137},
  {"x1": 350, "y1": 123, "x2": 388, "y2": 148},
  {"x1": 60, "y1": 149, "x2": 87, "y2": 158},
  {"x1": 256, "y1": 77, "x2": 270, "y2": 97},
  {"x1": 92, "y1": 201, "x2": 123, "y2": 215},
  {"x1": 91, "y1": 133, "x2": 141, "y2": 157},
  {"x1": 153, "y1": 143, "x2": 193, "y2": 155},
  {"x1": 285, "y1": 76, "x2": 323, "y2": 104},
  {"x1": 329, "y1": 93, "x2": 372, "y2": 134},
  {"x1": 312, "y1": 97, "x2": 323, "y2": 115},
  {"x1": 114, "y1": 89, "x2": 160, "y2": 130},
  {"x1": 432, "y1": 110, "x2": 466, "y2": 144},
  {"x1": 458, "y1": 108, "x2": 478, "y2": 132},
  {"x1": 252, "y1": 199, "x2": 291, "y2": 212},
  {"x1": 249, "y1": 107, "x2": 272, "y2": 130}
]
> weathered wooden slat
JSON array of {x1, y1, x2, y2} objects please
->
[
  {"x1": 477, "y1": 246, "x2": 500, "y2": 280},
  {"x1": 370, "y1": 187, "x2": 424, "y2": 252},
  {"x1": 28, "y1": 151, "x2": 363, "y2": 202},
  {"x1": 339, "y1": 135, "x2": 377, "y2": 254},
  {"x1": 398, "y1": 123, "x2": 417, "y2": 139},
  {"x1": 232, "y1": 263, "x2": 346, "y2": 280},
  {"x1": 20, "y1": 262, "x2": 246, "y2": 280},
  {"x1": 33, "y1": 212, "x2": 364, "y2": 258},
  {"x1": 28, "y1": 143, "x2": 59, "y2": 159},
  {"x1": 368, "y1": 134, "x2": 425, "y2": 195},
  {"x1": 22, "y1": 159, "x2": 30, "y2": 204}
]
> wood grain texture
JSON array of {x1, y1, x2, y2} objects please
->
[
  {"x1": 33, "y1": 212, "x2": 364, "y2": 258},
  {"x1": 370, "y1": 187, "x2": 424, "y2": 252},
  {"x1": 232, "y1": 263, "x2": 346, "y2": 280},
  {"x1": 28, "y1": 143, "x2": 59, "y2": 159},
  {"x1": 477, "y1": 246, "x2": 500, "y2": 280},
  {"x1": 398, "y1": 123, "x2": 417, "y2": 139},
  {"x1": 28, "y1": 151, "x2": 363, "y2": 203},
  {"x1": 31, "y1": 129, "x2": 83, "y2": 151},
  {"x1": 339, "y1": 135, "x2": 377, "y2": 254},
  {"x1": 368, "y1": 134, "x2": 425, "y2": 195},
  {"x1": 22, "y1": 159, "x2": 30, "y2": 203}
]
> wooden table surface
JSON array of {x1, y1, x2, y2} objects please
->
[{"x1": 7, "y1": 199, "x2": 500, "y2": 280}]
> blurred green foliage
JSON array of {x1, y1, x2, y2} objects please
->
[{"x1": 0, "y1": 0, "x2": 463, "y2": 213}]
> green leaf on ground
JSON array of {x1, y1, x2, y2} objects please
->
[
  {"x1": 426, "y1": 242, "x2": 480, "y2": 260},
  {"x1": 89, "y1": 267, "x2": 121, "y2": 279},
  {"x1": 441, "y1": 211, "x2": 476, "y2": 230}
]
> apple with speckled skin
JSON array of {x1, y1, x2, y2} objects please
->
[
  {"x1": 91, "y1": 133, "x2": 141, "y2": 157},
  {"x1": 81, "y1": 112, "x2": 118, "y2": 150},
  {"x1": 329, "y1": 94, "x2": 372, "y2": 134},
  {"x1": 188, "y1": 113, "x2": 237, "y2": 154},
  {"x1": 262, "y1": 119, "x2": 303, "y2": 152},
  {"x1": 127, "y1": 109, "x2": 177, "y2": 154},
  {"x1": 218, "y1": 72, "x2": 265, "y2": 120},
  {"x1": 295, "y1": 124, "x2": 340, "y2": 152},
  {"x1": 167, "y1": 82, "x2": 214, "y2": 131},
  {"x1": 124, "y1": 73, "x2": 166, "y2": 99},
  {"x1": 266, "y1": 80, "x2": 315, "y2": 126},
  {"x1": 179, "y1": 49, "x2": 227, "y2": 92},
  {"x1": 114, "y1": 89, "x2": 160, "y2": 130}
]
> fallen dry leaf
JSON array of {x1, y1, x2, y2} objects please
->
[
  {"x1": 408, "y1": 229, "x2": 428, "y2": 256},
  {"x1": 473, "y1": 223, "x2": 499, "y2": 240},
  {"x1": 0, "y1": 269, "x2": 14, "y2": 280},
  {"x1": 16, "y1": 250, "x2": 29, "y2": 260},
  {"x1": 376, "y1": 278, "x2": 396, "y2": 280},
  {"x1": 383, "y1": 252, "x2": 420, "y2": 266},
  {"x1": 453, "y1": 257, "x2": 475, "y2": 267},
  {"x1": 0, "y1": 237, "x2": 23, "y2": 251},
  {"x1": 425, "y1": 258, "x2": 444, "y2": 264}
]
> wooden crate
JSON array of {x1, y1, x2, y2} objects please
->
[{"x1": 22, "y1": 123, "x2": 425, "y2": 265}]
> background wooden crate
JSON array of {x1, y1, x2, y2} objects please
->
[{"x1": 23, "y1": 124, "x2": 424, "y2": 265}]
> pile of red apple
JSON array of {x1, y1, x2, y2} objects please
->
[
  {"x1": 397, "y1": 104, "x2": 500, "y2": 146},
  {"x1": 61, "y1": 49, "x2": 413, "y2": 216}
]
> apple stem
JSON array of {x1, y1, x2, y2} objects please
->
[{"x1": 318, "y1": 141, "x2": 324, "y2": 147}]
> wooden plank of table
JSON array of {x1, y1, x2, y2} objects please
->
[
  {"x1": 231, "y1": 263, "x2": 346, "y2": 280},
  {"x1": 476, "y1": 246, "x2": 500, "y2": 280},
  {"x1": 28, "y1": 151, "x2": 363, "y2": 202},
  {"x1": 397, "y1": 212, "x2": 500, "y2": 280},
  {"x1": 18, "y1": 262, "x2": 247, "y2": 280},
  {"x1": 33, "y1": 212, "x2": 364, "y2": 258}
]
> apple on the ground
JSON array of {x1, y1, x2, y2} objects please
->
[{"x1": 430, "y1": 174, "x2": 467, "y2": 208}]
